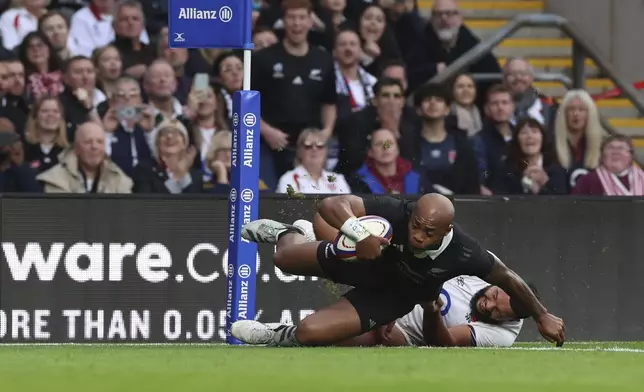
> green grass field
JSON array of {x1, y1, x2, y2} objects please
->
[{"x1": 1, "y1": 342, "x2": 643, "y2": 391}]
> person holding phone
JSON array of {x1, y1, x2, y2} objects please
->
[{"x1": 101, "y1": 76, "x2": 154, "y2": 177}]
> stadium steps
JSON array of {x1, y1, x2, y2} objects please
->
[{"x1": 417, "y1": 0, "x2": 644, "y2": 148}]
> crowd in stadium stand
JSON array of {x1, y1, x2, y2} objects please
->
[{"x1": 0, "y1": 0, "x2": 642, "y2": 196}]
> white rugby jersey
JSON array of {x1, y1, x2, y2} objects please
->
[{"x1": 395, "y1": 276, "x2": 523, "y2": 347}]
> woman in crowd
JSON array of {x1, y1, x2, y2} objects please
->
[
  {"x1": 277, "y1": 128, "x2": 350, "y2": 194},
  {"x1": 502, "y1": 117, "x2": 566, "y2": 195},
  {"x1": 349, "y1": 128, "x2": 421, "y2": 194},
  {"x1": 23, "y1": 96, "x2": 69, "y2": 173},
  {"x1": 356, "y1": 4, "x2": 401, "y2": 76},
  {"x1": 573, "y1": 135, "x2": 644, "y2": 196},
  {"x1": 132, "y1": 120, "x2": 203, "y2": 194},
  {"x1": 451, "y1": 74, "x2": 482, "y2": 137},
  {"x1": 554, "y1": 89, "x2": 602, "y2": 190},
  {"x1": 184, "y1": 86, "x2": 228, "y2": 181},
  {"x1": 205, "y1": 130, "x2": 271, "y2": 193},
  {"x1": 323, "y1": 0, "x2": 350, "y2": 31},
  {"x1": 18, "y1": 31, "x2": 64, "y2": 101},
  {"x1": 92, "y1": 45, "x2": 123, "y2": 99},
  {"x1": 39, "y1": 10, "x2": 80, "y2": 61},
  {"x1": 212, "y1": 51, "x2": 243, "y2": 124}
]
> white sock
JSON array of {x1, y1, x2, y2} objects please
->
[{"x1": 271, "y1": 325, "x2": 301, "y2": 347}]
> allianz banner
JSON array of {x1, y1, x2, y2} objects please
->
[{"x1": 1, "y1": 195, "x2": 643, "y2": 343}]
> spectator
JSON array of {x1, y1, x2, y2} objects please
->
[
  {"x1": 157, "y1": 26, "x2": 191, "y2": 104},
  {"x1": 349, "y1": 128, "x2": 421, "y2": 194},
  {"x1": 356, "y1": 4, "x2": 401, "y2": 76},
  {"x1": 277, "y1": 128, "x2": 350, "y2": 194},
  {"x1": 110, "y1": 0, "x2": 155, "y2": 80},
  {"x1": 140, "y1": 0, "x2": 167, "y2": 37},
  {"x1": 213, "y1": 51, "x2": 243, "y2": 124},
  {"x1": 473, "y1": 84, "x2": 515, "y2": 194},
  {"x1": 451, "y1": 73, "x2": 481, "y2": 136},
  {"x1": 322, "y1": 0, "x2": 348, "y2": 32},
  {"x1": 205, "y1": 130, "x2": 270, "y2": 193},
  {"x1": 412, "y1": 83, "x2": 480, "y2": 195},
  {"x1": 68, "y1": 0, "x2": 150, "y2": 58},
  {"x1": 142, "y1": 58, "x2": 191, "y2": 143},
  {"x1": 18, "y1": 31, "x2": 64, "y2": 101},
  {"x1": 252, "y1": 0, "x2": 337, "y2": 180},
  {"x1": 184, "y1": 48, "x2": 225, "y2": 78},
  {"x1": 501, "y1": 117, "x2": 566, "y2": 195},
  {"x1": 37, "y1": 121, "x2": 132, "y2": 193},
  {"x1": 0, "y1": 117, "x2": 23, "y2": 165},
  {"x1": 39, "y1": 10, "x2": 81, "y2": 60},
  {"x1": 573, "y1": 135, "x2": 644, "y2": 196},
  {"x1": 502, "y1": 58, "x2": 557, "y2": 130},
  {"x1": 554, "y1": 89, "x2": 601, "y2": 190},
  {"x1": 183, "y1": 85, "x2": 228, "y2": 180},
  {"x1": 406, "y1": 0, "x2": 501, "y2": 97},
  {"x1": 0, "y1": 0, "x2": 48, "y2": 51},
  {"x1": 335, "y1": 77, "x2": 416, "y2": 177},
  {"x1": 132, "y1": 119, "x2": 203, "y2": 194},
  {"x1": 91, "y1": 44, "x2": 122, "y2": 98},
  {"x1": 101, "y1": 75, "x2": 153, "y2": 177},
  {"x1": 58, "y1": 55, "x2": 102, "y2": 140},
  {"x1": 256, "y1": 0, "x2": 335, "y2": 51},
  {"x1": 0, "y1": 58, "x2": 29, "y2": 133},
  {"x1": 381, "y1": 58, "x2": 407, "y2": 93},
  {"x1": 0, "y1": 125, "x2": 41, "y2": 192},
  {"x1": 383, "y1": 0, "x2": 425, "y2": 61},
  {"x1": 252, "y1": 26, "x2": 279, "y2": 51},
  {"x1": 23, "y1": 96, "x2": 69, "y2": 173},
  {"x1": 333, "y1": 28, "x2": 376, "y2": 119}
]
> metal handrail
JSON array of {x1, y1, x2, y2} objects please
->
[
  {"x1": 426, "y1": 13, "x2": 644, "y2": 120},
  {"x1": 470, "y1": 72, "x2": 621, "y2": 136}
]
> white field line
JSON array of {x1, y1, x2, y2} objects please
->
[{"x1": 0, "y1": 343, "x2": 642, "y2": 353}]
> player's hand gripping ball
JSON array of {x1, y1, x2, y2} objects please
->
[{"x1": 333, "y1": 216, "x2": 393, "y2": 261}]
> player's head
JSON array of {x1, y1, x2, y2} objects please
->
[
  {"x1": 470, "y1": 283, "x2": 540, "y2": 324},
  {"x1": 408, "y1": 193, "x2": 454, "y2": 250}
]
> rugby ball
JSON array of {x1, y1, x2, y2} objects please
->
[{"x1": 332, "y1": 215, "x2": 393, "y2": 260}]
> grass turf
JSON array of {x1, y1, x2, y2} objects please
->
[{"x1": 0, "y1": 342, "x2": 643, "y2": 391}]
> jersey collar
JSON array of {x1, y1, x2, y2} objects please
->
[{"x1": 414, "y1": 229, "x2": 454, "y2": 259}]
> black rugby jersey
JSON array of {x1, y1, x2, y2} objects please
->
[{"x1": 362, "y1": 196, "x2": 495, "y2": 302}]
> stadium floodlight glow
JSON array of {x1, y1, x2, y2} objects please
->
[{"x1": 169, "y1": 0, "x2": 259, "y2": 345}]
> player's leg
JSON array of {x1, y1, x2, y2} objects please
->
[{"x1": 232, "y1": 289, "x2": 414, "y2": 347}]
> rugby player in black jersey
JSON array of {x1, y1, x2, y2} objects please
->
[{"x1": 236, "y1": 194, "x2": 565, "y2": 347}]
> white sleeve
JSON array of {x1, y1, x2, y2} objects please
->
[
  {"x1": 333, "y1": 173, "x2": 351, "y2": 194},
  {"x1": 0, "y1": 12, "x2": 20, "y2": 50},
  {"x1": 469, "y1": 321, "x2": 518, "y2": 347},
  {"x1": 67, "y1": 16, "x2": 96, "y2": 57},
  {"x1": 276, "y1": 173, "x2": 290, "y2": 194}
]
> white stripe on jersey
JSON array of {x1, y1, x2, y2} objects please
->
[{"x1": 395, "y1": 276, "x2": 523, "y2": 347}]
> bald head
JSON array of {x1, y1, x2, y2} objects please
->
[
  {"x1": 416, "y1": 193, "x2": 455, "y2": 227},
  {"x1": 75, "y1": 122, "x2": 106, "y2": 169}
]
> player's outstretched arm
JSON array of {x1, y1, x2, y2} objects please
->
[{"x1": 484, "y1": 254, "x2": 566, "y2": 346}]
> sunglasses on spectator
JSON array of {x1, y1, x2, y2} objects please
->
[{"x1": 301, "y1": 141, "x2": 326, "y2": 150}]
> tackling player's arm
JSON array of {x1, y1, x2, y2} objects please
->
[{"x1": 422, "y1": 308, "x2": 475, "y2": 347}]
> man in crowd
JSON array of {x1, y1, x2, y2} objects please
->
[
  {"x1": 111, "y1": 0, "x2": 156, "y2": 80},
  {"x1": 473, "y1": 84, "x2": 515, "y2": 194},
  {"x1": 59, "y1": 56, "x2": 103, "y2": 141},
  {"x1": 68, "y1": 0, "x2": 150, "y2": 58},
  {"x1": 252, "y1": 0, "x2": 337, "y2": 179},
  {"x1": 335, "y1": 78, "x2": 416, "y2": 178},
  {"x1": 502, "y1": 58, "x2": 557, "y2": 131},
  {"x1": 413, "y1": 83, "x2": 480, "y2": 195},
  {"x1": 157, "y1": 26, "x2": 191, "y2": 104},
  {"x1": 37, "y1": 121, "x2": 132, "y2": 193},
  {"x1": 0, "y1": 59, "x2": 28, "y2": 134},
  {"x1": 0, "y1": 121, "x2": 40, "y2": 192},
  {"x1": 405, "y1": 0, "x2": 501, "y2": 99}
]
